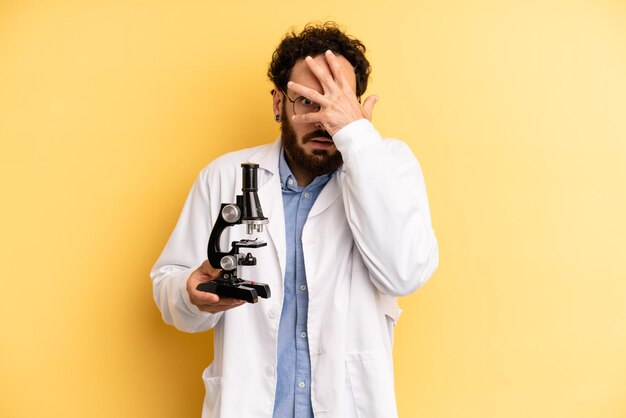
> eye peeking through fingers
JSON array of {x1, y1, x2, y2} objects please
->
[
  {"x1": 297, "y1": 97, "x2": 321, "y2": 113},
  {"x1": 282, "y1": 89, "x2": 322, "y2": 115}
]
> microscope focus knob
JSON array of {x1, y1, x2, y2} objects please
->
[
  {"x1": 221, "y1": 204, "x2": 241, "y2": 223},
  {"x1": 220, "y1": 255, "x2": 238, "y2": 271}
]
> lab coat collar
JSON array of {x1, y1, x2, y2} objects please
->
[
  {"x1": 309, "y1": 174, "x2": 341, "y2": 218},
  {"x1": 248, "y1": 138, "x2": 281, "y2": 177}
]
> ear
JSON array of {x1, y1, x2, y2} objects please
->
[{"x1": 272, "y1": 88, "x2": 283, "y2": 119}]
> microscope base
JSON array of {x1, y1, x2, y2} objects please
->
[{"x1": 197, "y1": 279, "x2": 271, "y2": 304}]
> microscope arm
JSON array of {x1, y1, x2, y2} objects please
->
[{"x1": 207, "y1": 203, "x2": 238, "y2": 270}]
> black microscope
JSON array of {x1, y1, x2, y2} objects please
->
[{"x1": 196, "y1": 163, "x2": 271, "y2": 303}]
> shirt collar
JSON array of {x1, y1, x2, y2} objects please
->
[{"x1": 279, "y1": 146, "x2": 297, "y2": 191}]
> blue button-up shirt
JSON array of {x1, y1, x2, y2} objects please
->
[{"x1": 272, "y1": 148, "x2": 333, "y2": 418}]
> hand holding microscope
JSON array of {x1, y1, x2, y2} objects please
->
[{"x1": 196, "y1": 163, "x2": 271, "y2": 303}]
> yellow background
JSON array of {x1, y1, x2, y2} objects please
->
[{"x1": 1, "y1": 0, "x2": 625, "y2": 417}]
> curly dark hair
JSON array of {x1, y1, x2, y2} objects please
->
[{"x1": 268, "y1": 22, "x2": 371, "y2": 97}]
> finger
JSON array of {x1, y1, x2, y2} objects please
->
[
  {"x1": 291, "y1": 110, "x2": 324, "y2": 125},
  {"x1": 200, "y1": 302, "x2": 244, "y2": 314},
  {"x1": 325, "y1": 50, "x2": 351, "y2": 92},
  {"x1": 287, "y1": 81, "x2": 327, "y2": 105},
  {"x1": 199, "y1": 304, "x2": 242, "y2": 313},
  {"x1": 191, "y1": 289, "x2": 220, "y2": 304},
  {"x1": 215, "y1": 302, "x2": 244, "y2": 312},
  {"x1": 361, "y1": 95, "x2": 379, "y2": 121},
  {"x1": 198, "y1": 298, "x2": 245, "y2": 313},
  {"x1": 213, "y1": 296, "x2": 246, "y2": 305},
  {"x1": 304, "y1": 55, "x2": 338, "y2": 93},
  {"x1": 198, "y1": 260, "x2": 221, "y2": 278},
  {"x1": 194, "y1": 293, "x2": 241, "y2": 307}
]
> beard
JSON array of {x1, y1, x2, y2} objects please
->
[{"x1": 280, "y1": 110, "x2": 343, "y2": 177}]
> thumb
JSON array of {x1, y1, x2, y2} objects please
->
[
  {"x1": 362, "y1": 95, "x2": 378, "y2": 121},
  {"x1": 198, "y1": 260, "x2": 222, "y2": 280}
]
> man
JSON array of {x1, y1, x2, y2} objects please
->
[{"x1": 151, "y1": 22, "x2": 438, "y2": 418}]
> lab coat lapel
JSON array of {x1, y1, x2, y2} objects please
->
[{"x1": 308, "y1": 174, "x2": 341, "y2": 218}]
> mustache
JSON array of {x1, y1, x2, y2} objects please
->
[{"x1": 302, "y1": 129, "x2": 333, "y2": 143}]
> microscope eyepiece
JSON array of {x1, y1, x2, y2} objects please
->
[
  {"x1": 241, "y1": 163, "x2": 268, "y2": 225},
  {"x1": 241, "y1": 162, "x2": 259, "y2": 192}
]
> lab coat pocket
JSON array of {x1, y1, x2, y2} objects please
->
[
  {"x1": 346, "y1": 349, "x2": 398, "y2": 418},
  {"x1": 380, "y1": 295, "x2": 402, "y2": 345},
  {"x1": 201, "y1": 367, "x2": 222, "y2": 417}
]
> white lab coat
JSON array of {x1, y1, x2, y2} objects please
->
[{"x1": 151, "y1": 119, "x2": 438, "y2": 418}]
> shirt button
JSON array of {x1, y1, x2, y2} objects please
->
[
  {"x1": 300, "y1": 331, "x2": 307, "y2": 338},
  {"x1": 298, "y1": 381, "x2": 305, "y2": 388},
  {"x1": 300, "y1": 284, "x2": 307, "y2": 291},
  {"x1": 288, "y1": 179, "x2": 294, "y2": 185},
  {"x1": 304, "y1": 192, "x2": 310, "y2": 198},
  {"x1": 265, "y1": 365, "x2": 275, "y2": 377},
  {"x1": 268, "y1": 308, "x2": 278, "y2": 319}
]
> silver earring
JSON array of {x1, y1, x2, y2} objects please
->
[{"x1": 274, "y1": 114, "x2": 280, "y2": 122}]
